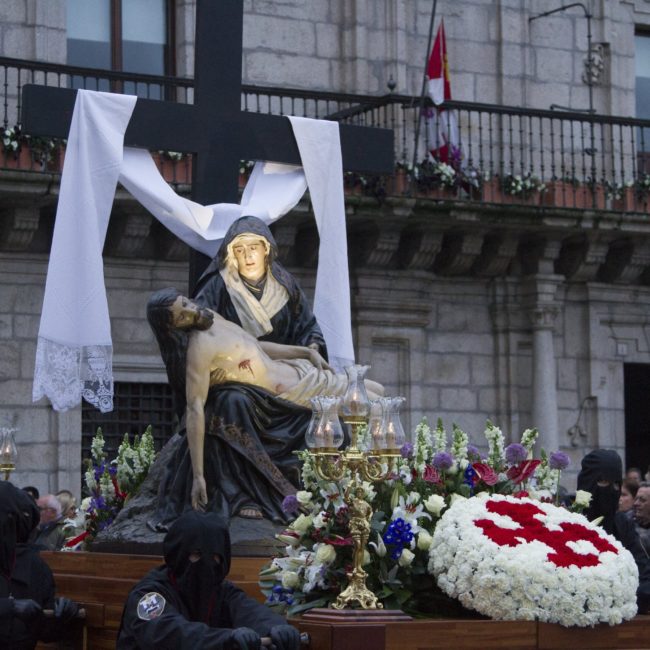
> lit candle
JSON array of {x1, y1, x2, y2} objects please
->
[{"x1": 386, "y1": 422, "x2": 396, "y2": 450}]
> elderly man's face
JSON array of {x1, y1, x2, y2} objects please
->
[
  {"x1": 634, "y1": 487, "x2": 650, "y2": 527},
  {"x1": 232, "y1": 238, "x2": 267, "y2": 282},
  {"x1": 37, "y1": 502, "x2": 58, "y2": 525}
]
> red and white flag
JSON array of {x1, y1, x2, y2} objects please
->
[{"x1": 426, "y1": 20, "x2": 459, "y2": 163}]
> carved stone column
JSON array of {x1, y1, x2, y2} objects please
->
[{"x1": 523, "y1": 276, "x2": 563, "y2": 452}]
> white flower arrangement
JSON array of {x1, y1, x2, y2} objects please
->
[
  {"x1": 502, "y1": 173, "x2": 545, "y2": 197},
  {"x1": 260, "y1": 418, "x2": 591, "y2": 618},
  {"x1": 429, "y1": 494, "x2": 638, "y2": 627}
]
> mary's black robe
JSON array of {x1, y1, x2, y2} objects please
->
[{"x1": 152, "y1": 217, "x2": 324, "y2": 529}]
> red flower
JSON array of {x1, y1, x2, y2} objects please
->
[
  {"x1": 64, "y1": 530, "x2": 91, "y2": 548},
  {"x1": 506, "y1": 460, "x2": 541, "y2": 484},
  {"x1": 326, "y1": 535, "x2": 354, "y2": 547},
  {"x1": 423, "y1": 465, "x2": 442, "y2": 484},
  {"x1": 513, "y1": 490, "x2": 529, "y2": 498},
  {"x1": 472, "y1": 462, "x2": 499, "y2": 486}
]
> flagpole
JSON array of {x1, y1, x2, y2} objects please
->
[{"x1": 410, "y1": 0, "x2": 438, "y2": 187}]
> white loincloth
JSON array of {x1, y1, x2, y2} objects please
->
[{"x1": 276, "y1": 359, "x2": 347, "y2": 408}]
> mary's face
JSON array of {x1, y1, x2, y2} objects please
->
[{"x1": 232, "y1": 236, "x2": 267, "y2": 282}]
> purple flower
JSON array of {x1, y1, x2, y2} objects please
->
[
  {"x1": 281, "y1": 494, "x2": 300, "y2": 515},
  {"x1": 400, "y1": 442, "x2": 414, "y2": 459},
  {"x1": 432, "y1": 452, "x2": 454, "y2": 471},
  {"x1": 549, "y1": 451, "x2": 570, "y2": 471},
  {"x1": 108, "y1": 464, "x2": 117, "y2": 477},
  {"x1": 467, "y1": 444, "x2": 482, "y2": 461},
  {"x1": 505, "y1": 443, "x2": 528, "y2": 465}
]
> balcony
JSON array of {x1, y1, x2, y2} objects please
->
[
  {"x1": 2, "y1": 56, "x2": 650, "y2": 214},
  {"x1": 2, "y1": 57, "x2": 650, "y2": 288}
]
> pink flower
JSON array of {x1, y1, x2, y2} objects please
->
[
  {"x1": 506, "y1": 460, "x2": 541, "y2": 484},
  {"x1": 472, "y1": 462, "x2": 499, "y2": 486},
  {"x1": 423, "y1": 465, "x2": 442, "y2": 484}
]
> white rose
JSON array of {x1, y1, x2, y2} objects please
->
[
  {"x1": 315, "y1": 543, "x2": 337, "y2": 565},
  {"x1": 398, "y1": 548, "x2": 415, "y2": 567},
  {"x1": 424, "y1": 494, "x2": 446, "y2": 516},
  {"x1": 296, "y1": 490, "x2": 312, "y2": 505},
  {"x1": 449, "y1": 493, "x2": 467, "y2": 506},
  {"x1": 574, "y1": 490, "x2": 592, "y2": 507},
  {"x1": 281, "y1": 571, "x2": 301, "y2": 589},
  {"x1": 312, "y1": 511, "x2": 327, "y2": 529},
  {"x1": 290, "y1": 514, "x2": 313, "y2": 533},
  {"x1": 417, "y1": 530, "x2": 433, "y2": 551}
]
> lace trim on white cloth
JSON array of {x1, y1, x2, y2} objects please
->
[{"x1": 33, "y1": 337, "x2": 114, "y2": 413}]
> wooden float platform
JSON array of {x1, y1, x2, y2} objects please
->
[{"x1": 35, "y1": 551, "x2": 650, "y2": 650}]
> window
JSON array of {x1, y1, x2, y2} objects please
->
[
  {"x1": 635, "y1": 32, "x2": 650, "y2": 160},
  {"x1": 66, "y1": 0, "x2": 174, "y2": 97},
  {"x1": 81, "y1": 381, "x2": 176, "y2": 476}
]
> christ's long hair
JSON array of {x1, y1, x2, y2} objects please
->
[{"x1": 147, "y1": 287, "x2": 189, "y2": 414}]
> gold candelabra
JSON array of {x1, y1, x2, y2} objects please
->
[{"x1": 305, "y1": 366, "x2": 405, "y2": 610}]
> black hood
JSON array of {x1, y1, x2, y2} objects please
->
[
  {"x1": 163, "y1": 511, "x2": 231, "y2": 622},
  {"x1": 577, "y1": 449, "x2": 622, "y2": 534},
  {"x1": 577, "y1": 449, "x2": 623, "y2": 493},
  {"x1": 0, "y1": 481, "x2": 39, "y2": 576}
]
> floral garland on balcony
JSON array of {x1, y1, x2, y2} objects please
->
[
  {"x1": 259, "y1": 420, "x2": 599, "y2": 620},
  {"x1": 430, "y1": 493, "x2": 638, "y2": 626},
  {"x1": 502, "y1": 172, "x2": 545, "y2": 198}
]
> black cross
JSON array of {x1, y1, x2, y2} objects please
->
[{"x1": 20, "y1": 0, "x2": 393, "y2": 289}]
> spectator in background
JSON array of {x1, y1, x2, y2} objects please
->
[
  {"x1": 33, "y1": 495, "x2": 66, "y2": 551},
  {"x1": 55, "y1": 490, "x2": 83, "y2": 544},
  {"x1": 619, "y1": 478, "x2": 639, "y2": 515},
  {"x1": 55, "y1": 490, "x2": 77, "y2": 521},
  {"x1": 633, "y1": 482, "x2": 650, "y2": 556},
  {"x1": 22, "y1": 486, "x2": 39, "y2": 501},
  {"x1": 0, "y1": 481, "x2": 80, "y2": 649},
  {"x1": 577, "y1": 449, "x2": 650, "y2": 613},
  {"x1": 626, "y1": 467, "x2": 643, "y2": 483}
]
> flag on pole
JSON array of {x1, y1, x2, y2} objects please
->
[{"x1": 426, "y1": 20, "x2": 459, "y2": 164}]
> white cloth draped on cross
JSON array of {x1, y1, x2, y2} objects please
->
[{"x1": 32, "y1": 89, "x2": 354, "y2": 413}]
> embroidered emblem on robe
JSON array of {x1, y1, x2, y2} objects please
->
[{"x1": 137, "y1": 592, "x2": 166, "y2": 620}]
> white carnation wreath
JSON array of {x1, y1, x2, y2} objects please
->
[{"x1": 428, "y1": 493, "x2": 638, "y2": 626}]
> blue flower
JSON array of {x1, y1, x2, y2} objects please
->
[
  {"x1": 281, "y1": 494, "x2": 300, "y2": 515},
  {"x1": 400, "y1": 442, "x2": 414, "y2": 459},
  {"x1": 432, "y1": 452, "x2": 454, "y2": 471},
  {"x1": 463, "y1": 464, "x2": 476, "y2": 495},
  {"x1": 549, "y1": 451, "x2": 570, "y2": 471},
  {"x1": 467, "y1": 444, "x2": 482, "y2": 461},
  {"x1": 505, "y1": 443, "x2": 528, "y2": 465}
]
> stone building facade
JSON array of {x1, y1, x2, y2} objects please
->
[{"x1": 1, "y1": 0, "x2": 650, "y2": 497}]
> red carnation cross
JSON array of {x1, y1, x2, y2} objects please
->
[{"x1": 474, "y1": 499, "x2": 618, "y2": 568}]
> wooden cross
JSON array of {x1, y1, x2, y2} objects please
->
[{"x1": 20, "y1": 0, "x2": 393, "y2": 289}]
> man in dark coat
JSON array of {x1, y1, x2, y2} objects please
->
[
  {"x1": 117, "y1": 511, "x2": 300, "y2": 650},
  {"x1": 0, "y1": 481, "x2": 79, "y2": 650},
  {"x1": 577, "y1": 449, "x2": 650, "y2": 612}
]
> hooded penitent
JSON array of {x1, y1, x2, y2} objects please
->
[
  {"x1": 163, "y1": 511, "x2": 231, "y2": 623},
  {"x1": 0, "y1": 481, "x2": 40, "y2": 579},
  {"x1": 577, "y1": 449, "x2": 623, "y2": 535}
]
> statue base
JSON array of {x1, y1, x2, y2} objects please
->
[{"x1": 91, "y1": 434, "x2": 285, "y2": 557}]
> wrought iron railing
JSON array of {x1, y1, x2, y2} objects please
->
[{"x1": 2, "y1": 55, "x2": 650, "y2": 213}]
